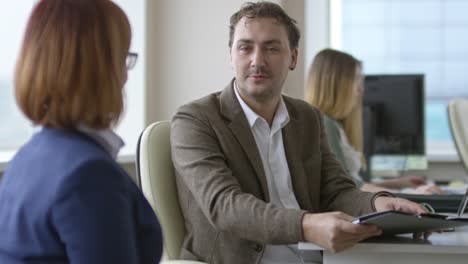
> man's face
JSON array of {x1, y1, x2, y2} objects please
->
[{"x1": 230, "y1": 17, "x2": 298, "y2": 103}]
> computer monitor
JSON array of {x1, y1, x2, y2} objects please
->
[{"x1": 362, "y1": 74, "x2": 425, "y2": 169}]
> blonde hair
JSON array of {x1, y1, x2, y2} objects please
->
[
  {"x1": 15, "y1": 0, "x2": 131, "y2": 129},
  {"x1": 306, "y1": 48, "x2": 363, "y2": 152}
]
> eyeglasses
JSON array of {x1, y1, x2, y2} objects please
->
[{"x1": 126, "y1": 52, "x2": 138, "y2": 70}]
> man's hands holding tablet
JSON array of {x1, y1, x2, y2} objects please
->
[
  {"x1": 301, "y1": 212, "x2": 382, "y2": 253},
  {"x1": 301, "y1": 197, "x2": 429, "y2": 253}
]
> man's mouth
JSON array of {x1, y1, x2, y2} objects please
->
[
  {"x1": 251, "y1": 75, "x2": 265, "y2": 78},
  {"x1": 249, "y1": 73, "x2": 269, "y2": 80}
]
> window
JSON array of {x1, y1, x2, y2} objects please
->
[
  {"x1": 330, "y1": 0, "x2": 468, "y2": 159},
  {"x1": 0, "y1": 0, "x2": 144, "y2": 160},
  {"x1": 0, "y1": 1, "x2": 35, "y2": 150}
]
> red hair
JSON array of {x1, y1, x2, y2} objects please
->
[{"x1": 15, "y1": 0, "x2": 131, "y2": 129}]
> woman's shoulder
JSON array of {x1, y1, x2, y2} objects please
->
[
  {"x1": 33, "y1": 128, "x2": 117, "y2": 169},
  {"x1": 322, "y1": 115, "x2": 342, "y2": 137},
  {"x1": 60, "y1": 158, "x2": 130, "y2": 197},
  {"x1": 5, "y1": 129, "x2": 121, "y2": 188},
  {"x1": 322, "y1": 115, "x2": 340, "y2": 127},
  {"x1": 25, "y1": 129, "x2": 130, "y2": 196}
]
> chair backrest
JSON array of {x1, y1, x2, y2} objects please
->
[
  {"x1": 136, "y1": 121, "x2": 185, "y2": 260},
  {"x1": 448, "y1": 99, "x2": 468, "y2": 173}
]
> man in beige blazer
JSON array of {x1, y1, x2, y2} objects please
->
[{"x1": 171, "y1": 2, "x2": 426, "y2": 263}]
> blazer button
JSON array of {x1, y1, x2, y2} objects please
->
[{"x1": 254, "y1": 244, "x2": 263, "y2": 252}]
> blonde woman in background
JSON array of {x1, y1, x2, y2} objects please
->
[{"x1": 307, "y1": 48, "x2": 442, "y2": 195}]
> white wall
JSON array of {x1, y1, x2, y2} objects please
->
[
  {"x1": 281, "y1": 0, "x2": 306, "y2": 99},
  {"x1": 304, "y1": 0, "x2": 330, "y2": 81}
]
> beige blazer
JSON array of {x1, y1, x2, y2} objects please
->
[{"x1": 171, "y1": 80, "x2": 377, "y2": 264}]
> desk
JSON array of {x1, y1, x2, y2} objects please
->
[{"x1": 299, "y1": 227, "x2": 468, "y2": 264}]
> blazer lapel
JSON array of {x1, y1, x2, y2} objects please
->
[
  {"x1": 219, "y1": 80, "x2": 270, "y2": 201},
  {"x1": 282, "y1": 99, "x2": 312, "y2": 210}
]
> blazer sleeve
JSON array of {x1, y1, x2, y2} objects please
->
[
  {"x1": 171, "y1": 104, "x2": 307, "y2": 244},
  {"x1": 51, "y1": 159, "x2": 162, "y2": 264},
  {"x1": 323, "y1": 116, "x2": 365, "y2": 188}
]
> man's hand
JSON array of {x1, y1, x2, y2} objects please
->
[
  {"x1": 302, "y1": 212, "x2": 382, "y2": 253},
  {"x1": 373, "y1": 196, "x2": 432, "y2": 239},
  {"x1": 373, "y1": 196, "x2": 427, "y2": 214}
]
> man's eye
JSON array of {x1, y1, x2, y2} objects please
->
[
  {"x1": 239, "y1": 46, "x2": 251, "y2": 52},
  {"x1": 266, "y1": 46, "x2": 279, "y2": 52}
]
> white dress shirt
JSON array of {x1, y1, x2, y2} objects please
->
[{"x1": 234, "y1": 83, "x2": 321, "y2": 264}]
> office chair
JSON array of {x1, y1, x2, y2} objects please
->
[
  {"x1": 448, "y1": 99, "x2": 468, "y2": 173},
  {"x1": 136, "y1": 121, "x2": 207, "y2": 264}
]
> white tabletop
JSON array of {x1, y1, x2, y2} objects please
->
[{"x1": 299, "y1": 226, "x2": 468, "y2": 254}]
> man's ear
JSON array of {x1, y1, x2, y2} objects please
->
[{"x1": 289, "y1": 48, "x2": 298, "y2": 70}]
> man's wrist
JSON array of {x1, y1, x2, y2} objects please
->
[
  {"x1": 299, "y1": 212, "x2": 308, "y2": 241},
  {"x1": 371, "y1": 191, "x2": 395, "y2": 212},
  {"x1": 301, "y1": 213, "x2": 313, "y2": 241}
]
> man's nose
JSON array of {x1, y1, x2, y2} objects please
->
[{"x1": 250, "y1": 49, "x2": 266, "y2": 68}]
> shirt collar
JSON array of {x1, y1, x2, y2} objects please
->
[
  {"x1": 77, "y1": 124, "x2": 124, "y2": 160},
  {"x1": 234, "y1": 81, "x2": 259, "y2": 128},
  {"x1": 233, "y1": 80, "x2": 290, "y2": 131},
  {"x1": 272, "y1": 96, "x2": 290, "y2": 131}
]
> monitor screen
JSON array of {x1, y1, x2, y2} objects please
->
[{"x1": 363, "y1": 74, "x2": 425, "y2": 157}]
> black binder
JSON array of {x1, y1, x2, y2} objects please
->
[{"x1": 352, "y1": 210, "x2": 468, "y2": 235}]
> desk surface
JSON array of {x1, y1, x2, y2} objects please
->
[
  {"x1": 299, "y1": 226, "x2": 468, "y2": 254},
  {"x1": 299, "y1": 227, "x2": 468, "y2": 264}
]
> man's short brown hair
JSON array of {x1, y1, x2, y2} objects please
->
[
  {"x1": 15, "y1": 0, "x2": 131, "y2": 129},
  {"x1": 228, "y1": 1, "x2": 300, "y2": 49}
]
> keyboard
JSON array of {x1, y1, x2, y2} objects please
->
[
  {"x1": 440, "y1": 185, "x2": 468, "y2": 195},
  {"x1": 395, "y1": 193, "x2": 464, "y2": 213}
]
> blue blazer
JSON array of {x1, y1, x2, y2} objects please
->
[{"x1": 0, "y1": 128, "x2": 162, "y2": 263}]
